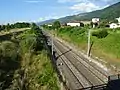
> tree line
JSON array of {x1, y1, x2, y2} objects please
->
[{"x1": 0, "y1": 22, "x2": 31, "y2": 31}]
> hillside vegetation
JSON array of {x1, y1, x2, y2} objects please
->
[
  {"x1": 0, "y1": 24, "x2": 59, "y2": 90},
  {"x1": 39, "y1": 2, "x2": 120, "y2": 24},
  {"x1": 78, "y1": 2, "x2": 120, "y2": 21},
  {"x1": 60, "y1": 1, "x2": 120, "y2": 22}
]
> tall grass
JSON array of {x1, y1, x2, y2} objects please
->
[
  {"x1": 56, "y1": 27, "x2": 120, "y2": 66},
  {"x1": 0, "y1": 26, "x2": 60, "y2": 90}
]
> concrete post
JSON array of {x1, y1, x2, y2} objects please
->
[{"x1": 87, "y1": 29, "x2": 91, "y2": 57}]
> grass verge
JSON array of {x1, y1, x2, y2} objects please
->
[{"x1": 51, "y1": 27, "x2": 120, "y2": 68}]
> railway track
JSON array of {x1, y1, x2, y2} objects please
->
[
  {"x1": 55, "y1": 46, "x2": 92, "y2": 89},
  {"x1": 53, "y1": 38, "x2": 111, "y2": 89},
  {"x1": 57, "y1": 39, "x2": 112, "y2": 77},
  {"x1": 55, "y1": 49, "x2": 84, "y2": 90},
  {"x1": 56, "y1": 40, "x2": 109, "y2": 82}
]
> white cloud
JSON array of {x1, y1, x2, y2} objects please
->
[
  {"x1": 58, "y1": 0, "x2": 119, "y2": 4},
  {"x1": 102, "y1": 4, "x2": 110, "y2": 8},
  {"x1": 102, "y1": 0, "x2": 119, "y2": 4},
  {"x1": 57, "y1": 0, "x2": 109, "y2": 3},
  {"x1": 101, "y1": 0, "x2": 109, "y2": 1},
  {"x1": 70, "y1": 2, "x2": 101, "y2": 12},
  {"x1": 38, "y1": 17, "x2": 46, "y2": 21},
  {"x1": 37, "y1": 15, "x2": 64, "y2": 22},
  {"x1": 57, "y1": 0, "x2": 84, "y2": 3},
  {"x1": 25, "y1": 0, "x2": 44, "y2": 3}
]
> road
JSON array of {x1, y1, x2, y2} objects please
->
[
  {"x1": 44, "y1": 31, "x2": 115, "y2": 90},
  {"x1": 0, "y1": 28, "x2": 30, "y2": 36},
  {"x1": 0, "y1": 28, "x2": 30, "y2": 42}
]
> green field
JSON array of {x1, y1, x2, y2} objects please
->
[{"x1": 53, "y1": 27, "x2": 120, "y2": 67}]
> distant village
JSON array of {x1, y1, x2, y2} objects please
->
[{"x1": 46, "y1": 17, "x2": 120, "y2": 29}]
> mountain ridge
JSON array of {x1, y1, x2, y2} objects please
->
[{"x1": 38, "y1": 2, "x2": 120, "y2": 25}]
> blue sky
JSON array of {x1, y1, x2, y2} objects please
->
[{"x1": 0, "y1": 0, "x2": 119, "y2": 24}]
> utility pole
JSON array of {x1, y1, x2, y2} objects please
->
[
  {"x1": 87, "y1": 29, "x2": 91, "y2": 57},
  {"x1": 52, "y1": 30, "x2": 54, "y2": 55}
]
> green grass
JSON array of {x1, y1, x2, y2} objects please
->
[
  {"x1": 0, "y1": 28, "x2": 30, "y2": 36},
  {"x1": 57, "y1": 27, "x2": 88, "y2": 50},
  {"x1": 96, "y1": 34, "x2": 120, "y2": 58},
  {"x1": 55, "y1": 27, "x2": 120, "y2": 67},
  {"x1": 18, "y1": 28, "x2": 60, "y2": 90},
  {"x1": 91, "y1": 33, "x2": 120, "y2": 66},
  {"x1": 23, "y1": 50, "x2": 60, "y2": 90}
]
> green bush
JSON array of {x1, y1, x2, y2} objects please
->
[
  {"x1": 92, "y1": 30, "x2": 108, "y2": 38},
  {"x1": 18, "y1": 25, "x2": 44, "y2": 54},
  {"x1": 58, "y1": 27, "x2": 86, "y2": 36},
  {"x1": 19, "y1": 34, "x2": 37, "y2": 54},
  {"x1": 58, "y1": 27, "x2": 73, "y2": 33},
  {"x1": 0, "y1": 41, "x2": 18, "y2": 60}
]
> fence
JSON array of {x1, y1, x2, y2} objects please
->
[
  {"x1": 78, "y1": 74, "x2": 120, "y2": 90},
  {"x1": 81, "y1": 84, "x2": 107, "y2": 90},
  {"x1": 108, "y1": 74, "x2": 120, "y2": 81}
]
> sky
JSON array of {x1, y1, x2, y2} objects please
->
[{"x1": 0, "y1": 0, "x2": 119, "y2": 24}]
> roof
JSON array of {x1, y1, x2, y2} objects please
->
[
  {"x1": 68, "y1": 20, "x2": 81, "y2": 23},
  {"x1": 110, "y1": 23, "x2": 117, "y2": 25}
]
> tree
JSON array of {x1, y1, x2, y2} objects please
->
[
  {"x1": 10, "y1": 24, "x2": 15, "y2": 29},
  {"x1": 19, "y1": 34, "x2": 37, "y2": 54},
  {"x1": 1, "y1": 25, "x2": 5, "y2": 30},
  {"x1": 53, "y1": 21, "x2": 61, "y2": 30},
  {"x1": 31, "y1": 23, "x2": 37, "y2": 30},
  {"x1": 0, "y1": 41, "x2": 18, "y2": 61},
  {"x1": 99, "y1": 20, "x2": 109, "y2": 28},
  {"x1": 5, "y1": 23, "x2": 10, "y2": 31},
  {"x1": 13, "y1": 22, "x2": 30, "y2": 28},
  {"x1": 92, "y1": 30, "x2": 108, "y2": 38},
  {"x1": 80, "y1": 22, "x2": 84, "y2": 27},
  {"x1": 0, "y1": 25, "x2": 2, "y2": 31}
]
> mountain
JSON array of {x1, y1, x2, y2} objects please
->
[
  {"x1": 39, "y1": 2, "x2": 120, "y2": 25},
  {"x1": 37, "y1": 19, "x2": 55, "y2": 25},
  {"x1": 77, "y1": 2, "x2": 120, "y2": 21}
]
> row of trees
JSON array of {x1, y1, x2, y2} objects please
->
[
  {"x1": 0, "y1": 22, "x2": 31, "y2": 31},
  {"x1": 43, "y1": 20, "x2": 110, "y2": 39},
  {"x1": 43, "y1": 19, "x2": 120, "y2": 29}
]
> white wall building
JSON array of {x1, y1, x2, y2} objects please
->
[
  {"x1": 92, "y1": 18, "x2": 100, "y2": 23},
  {"x1": 92, "y1": 18, "x2": 100, "y2": 28},
  {"x1": 110, "y1": 23, "x2": 118, "y2": 29},
  {"x1": 116, "y1": 17, "x2": 120, "y2": 23},
  {"x1": 67, "y1": 23, "x2": 80, "y2": 27},
  {"x1": 48, "y1": 24, "x2": 52, "y2": 27}
]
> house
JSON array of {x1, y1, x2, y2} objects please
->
[
  {"x1": 81, "y1": 21, "x2": 91, "y2": 25},
  {"x1": 67, "y1": 21, "x2": 81, "y2": 27},
  {"x1": 48, "y1": 24, "x2": 52, "y2": 27},
  {"x1": 67, "y1": 23, "x2": 80, "y2": 26},
  {"x1": 110, "y1": 23, "x2": 119, "y2": 29},
  {"x1": 109, "y1": 17, "x2": 120, "y2": 29},
  {"x1": 92, "y1": 18, "x2": 100, "y2": 23},
  {"x1": 92, "y1": 18, "x2": 100, "y2": 28},
  {"x1": 116, "y1": 17, "x2": 120, "y2": 23}
]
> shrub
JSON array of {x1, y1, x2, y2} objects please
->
[
  {"x1": 0, "y1": 41, "x2": 18, "y2": 60},
  {"x1": 92, "y1": 30, "x2": 108, "y2": 38},
  {"x1": 19, "y1": 34, "x2": 37, "y2": 54}
]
